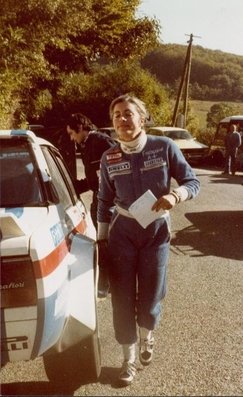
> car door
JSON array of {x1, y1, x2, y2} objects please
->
[{"x1": 41, "y1": 145, "x2": 87, "y2": 236}]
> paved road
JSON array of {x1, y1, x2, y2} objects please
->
[{"x1": 1, "y1": 166, "x2": 243, "y2": 396}]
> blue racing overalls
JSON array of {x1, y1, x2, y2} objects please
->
[{"x1": 97, "y1": 134, "x2": 200, "y2": 344}]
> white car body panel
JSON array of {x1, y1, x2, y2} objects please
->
[
  {"x1": 0, "y1": 129, "x2": 99, "y2": 365},
  {"x1": 68, "y1": 235, "x2": 96, "y2": 328},
  {"x1": 172, "y1": 138, "x2": 204, "y2": 149}
]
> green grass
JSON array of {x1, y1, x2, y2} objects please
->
[{"x1": 190, "y1": 100, "x2": 243, "y2": 130}]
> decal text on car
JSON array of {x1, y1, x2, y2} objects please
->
[{"x1": 1, "y1": 336, "x2": 28, "y2": 351}]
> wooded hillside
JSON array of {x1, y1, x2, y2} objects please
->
[{"x1": 141, "y1": 44, "x2": 243, "y2": 102}]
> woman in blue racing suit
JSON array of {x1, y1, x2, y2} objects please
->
[{"x1": 97, "y1": 94, "x2": 200, "y2": 386}]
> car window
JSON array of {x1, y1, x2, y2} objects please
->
[
  {"x1": 41, "y1": 146, "x2": 75, "y2": 211},
  {"x1": 166, "y1": 130, "x2": 192, "y2": 140},
  {"x1": 55, "y1": 153, "x2": 79, "y2": 200},
  {"x1": 0, "y1": 140, "x2": 43, "y2": 207}
]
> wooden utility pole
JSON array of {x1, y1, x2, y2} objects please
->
[
  {"x1": 172, "y1": 33, "x2": 201, "y2": 128},
  {"x1": 182, "y1": 34, "x2": 193, "y2": 126}
]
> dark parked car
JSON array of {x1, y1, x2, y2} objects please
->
[{"x1": 208, "y1": 115, "x2": 243, "y2": 169}]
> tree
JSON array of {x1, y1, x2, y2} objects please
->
[
  {"x1": 206, "y1": 103, "x2": 241, "y2": 128},
  {"x1": 39, "y1": 62, "x2": 171, "y2": 128},
  {"x1": 0, "y1": 0, "x2": 160, "y2": 127}
]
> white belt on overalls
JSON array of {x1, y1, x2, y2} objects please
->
[{"x1": 116, "y1": 205, "x2": 134, "y2": 218}]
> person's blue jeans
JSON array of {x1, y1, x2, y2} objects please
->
[{"x1": 108, "y1": 214, "x2": 170, "y2": 344}]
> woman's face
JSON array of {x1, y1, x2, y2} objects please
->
[{"x1": 112, "y1": 101, "x2": 144, "y2": 142}]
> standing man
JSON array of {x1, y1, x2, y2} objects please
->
[
  {"x1": 66, "y1": 113, "x2": 116, "y2": 298},
  {"x1": 222, "y1": 124, "x2": 241, "y2": 176}
]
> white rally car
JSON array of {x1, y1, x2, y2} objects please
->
[{"x1": 0, "y1": 130, "x2": 101, "y2": 387}]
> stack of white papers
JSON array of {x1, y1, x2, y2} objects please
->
[{"x1": 128, "y1": 190, "x2": 165, "y2": 229}]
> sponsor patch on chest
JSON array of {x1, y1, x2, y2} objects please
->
[
  {"x1": 106, "y1": 152, "x2": 123, "y2": 163},
  {"x1": 144, "y1": 157, "x2": 166, "y2": 168},
  {"x1": 107, "y1": 162, "x2": 131, "y2": 174}
]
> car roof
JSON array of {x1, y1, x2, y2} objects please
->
[
  {"x1": 99, "y1": 127, "x2": 115, "y2": 131},
  {"x1": 220, "y1": 115, "x2": 243, "y2": 122},
  {"x1": 148, "y1": 126, "x2": 188, "y2": 132},
  {"x1": 0, "y1": 129, "x2": 55, "y2": 147}
]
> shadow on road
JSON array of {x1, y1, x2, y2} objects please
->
[
  {"x1": 1, "y1": 366, "x2": 140, "y2": 394},
  {"x1": 209, "y1": 174, "x2": 243, "y2": 185},
  {"x1": 1, "y1": 381, "x2": 74, "y2": 396},
  {"x1": 171, "y1": 211, "x2": 243, "y2": 260}
]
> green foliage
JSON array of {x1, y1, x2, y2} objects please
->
[
  {"x1": 194, "y1": 126, "x2": 215, "y2": 146},
  {"x1": 45, "y1": 62, "x2": 171, "y2": 127},
  {"x1": 189, "y1": 102, "x2": 242, "y2": 146},
  {"x1": 206, "y1": 102, "x2": 241, "y2": 128},
  {"x1": 0, "y1": 0, "x2": 160, "y2": 127},
  {"x1": 0, "y1": 69, "x2": 21, "y2": 128}
]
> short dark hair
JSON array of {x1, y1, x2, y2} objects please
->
[{"x1": 66, "y1": 113, "x2": 95, "y2": 132}]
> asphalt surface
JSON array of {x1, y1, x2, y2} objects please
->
[{"x1": 1, "y1": 165, "x2": 243, "y2": 396}]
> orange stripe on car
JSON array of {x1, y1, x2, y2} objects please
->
[{"x1": 33, "y1": 219, "x2": 87, "y2": 278}]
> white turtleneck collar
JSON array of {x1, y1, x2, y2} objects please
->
[{"x1": 118, "y1": 131, "x2": 147, "y2": 154}]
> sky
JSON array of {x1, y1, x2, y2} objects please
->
[{"x1": 137, "y1": 0, "x2": 243, "y2": 56}]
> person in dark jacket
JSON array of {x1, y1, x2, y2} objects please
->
[
  {"x1": 222, "y1": 124, "x2": 242, "y2": 176},
  {"x1": 66, "y1": 113, "x2": 116, "y2": 297}
]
